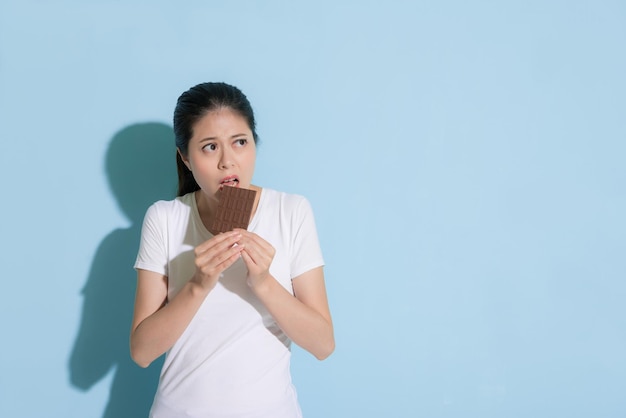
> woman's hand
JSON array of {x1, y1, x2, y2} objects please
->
[
  {"x1": 190, "y1": 230, "x2": 244, "y2": 291},
  {"x1": 234, "y1": 228, "x2": 335, "y2": 359},
  {"x1": 235, "y1": 229, "x2": 276, "y2": 290}
]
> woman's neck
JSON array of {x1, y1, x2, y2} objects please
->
[{"x1": 195, "y1": 190, "x2": 218, "y2": 231}]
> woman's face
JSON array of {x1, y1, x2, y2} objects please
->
[{"x1": 179, "y1": 107, "x2": 257, "y2": 200}]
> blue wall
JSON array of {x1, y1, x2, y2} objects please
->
[{"x1": 1, "y1": 1, "x2": 625, "y2": 417}]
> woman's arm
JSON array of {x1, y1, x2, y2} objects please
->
[
  {"x1": 255, "y1": 266, "x2": 335, "y2": 360},
  {"x1": 239, "y1": 230, "x2": 335, "y2": 360},
  {"x1": 130, "y1": 231, "x2": 244, "y2": 368},
  {"x1": 130, "y1": 269, "x2": 206, "y2": 368}
]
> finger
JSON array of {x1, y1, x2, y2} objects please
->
[
  {"x1": 235, "y1": 230, "x2": 274, "y2": 255},
  {"x1": 198, "y1": 244, "x2": 244, "y2": 275},
  {"x1": 239, "y1": 248, "x2": 266, "y2": 275},
  {"x1": 196, "y1": 231, "x2": 241, "y2": 254},
  {"x1": 214, "y1": 245, "x2": 245, "y2": 271},
  {"x1": 239, "y1": 246, "x2": 258, "y2": 267},
  {"x1": 196, "y1": 241, "x2": 244, "y2": 266},
  {"x1": 240, "y1": 248, "x2": 253, "y2": 267},
  {"x1": 238, "y1": 242, "x2": 273, "y2": 269},
  {"x1": 195, "y1": 234, "x2": 242, "y2": 264}
]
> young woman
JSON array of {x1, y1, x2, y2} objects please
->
[{"x1": 130, "y1": 82, "x2": 334, "y2": 418}]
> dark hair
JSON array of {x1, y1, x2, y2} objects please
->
[{"x1": 173, "y1": 82, "x2": 259, "y2": 196}]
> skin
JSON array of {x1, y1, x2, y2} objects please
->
[{"x1": 130, "y1": 108, "x2": 335, "y2": 368}]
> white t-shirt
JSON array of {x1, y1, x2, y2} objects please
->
[{"x1": 134, "y1": 188, "x2": 324, "y2": 418}]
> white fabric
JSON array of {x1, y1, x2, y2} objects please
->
[{"x1": 134, "y1": 188, "x2": 324, "y2": 418}]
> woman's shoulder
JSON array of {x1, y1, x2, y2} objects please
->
[
  {"x1": 144, "y1": 193, "x2": 194, "y2": 218},
  {"x1": 259, "y1": 188, "x2": 316, "y2": 221},
  {"x1": 261, "y1": 188, "x2": 310, "y2": 207}
]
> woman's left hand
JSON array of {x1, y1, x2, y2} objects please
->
[{"x1": 234, "y1": 229, "x2": 276, "y2": 289}]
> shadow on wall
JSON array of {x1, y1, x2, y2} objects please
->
[{"x1": 69, "y1": 123, "x2": 177, "y2": 418}]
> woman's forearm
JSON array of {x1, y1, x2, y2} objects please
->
[
  {"x1": 252, "y1": 275, "x2": 335, "y2": 360},
  {"x1": 130, "y1": 281, "x2": 210, "y2": 368}
]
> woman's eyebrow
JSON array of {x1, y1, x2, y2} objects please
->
[{"x1": 198, "y1": 133, "x2": 248, "y2": 143}]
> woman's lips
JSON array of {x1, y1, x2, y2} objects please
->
[{"x1": 219, "y1": 176, "x2": 239, "y2": 188}]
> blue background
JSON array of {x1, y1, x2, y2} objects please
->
[{"x1": 1, "y1": 1, "x2": 625, "y2": 417}]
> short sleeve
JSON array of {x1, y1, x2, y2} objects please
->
[
  {"x1": 290, "y1": 197, "x2": 324, "y2": 279},
  {"x1": 134, "y1": 202, "x2": 168, "y2": 276}
]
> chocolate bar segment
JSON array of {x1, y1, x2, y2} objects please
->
[{"x1": 210, "y1": 186, "x2": 257, "y2": 234}]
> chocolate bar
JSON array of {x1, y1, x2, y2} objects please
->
[{"x1": 210, "y1": 186, "x2": 257, "y2": 234}]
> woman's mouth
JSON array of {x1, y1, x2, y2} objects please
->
[{"x1": 219, "y1": 176, "x2": 239, "y2": 188}]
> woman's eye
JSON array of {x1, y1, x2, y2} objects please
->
[
  {"x1": 235, "y1": 139, "x2": 247, "y2": 147},
  {"x1": 203, "y1": 143, "x2": 217, "y2": 152}
]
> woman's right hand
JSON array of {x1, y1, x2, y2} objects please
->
[{"x1": 190, "y1": 230, "x2": 244, "y2": 291}]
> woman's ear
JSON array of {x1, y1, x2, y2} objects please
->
[{"x1": 177, "y1": 148, "x2": 191, "y2": 171}]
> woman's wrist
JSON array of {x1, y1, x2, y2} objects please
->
[
  {"x1": 248, "y1": 273, "x2": 275, "y2": 297},
  {"x1": 188, "y1": 277, "x2": 214, "y2": 298}
]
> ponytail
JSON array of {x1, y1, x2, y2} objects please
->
[{"x1": 176, "y1": 151, "x2": 200, "y2": 196}]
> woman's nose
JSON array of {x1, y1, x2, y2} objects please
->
[{"x1": 218, "y1": 149, "x2": 234, "y2": 168}]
